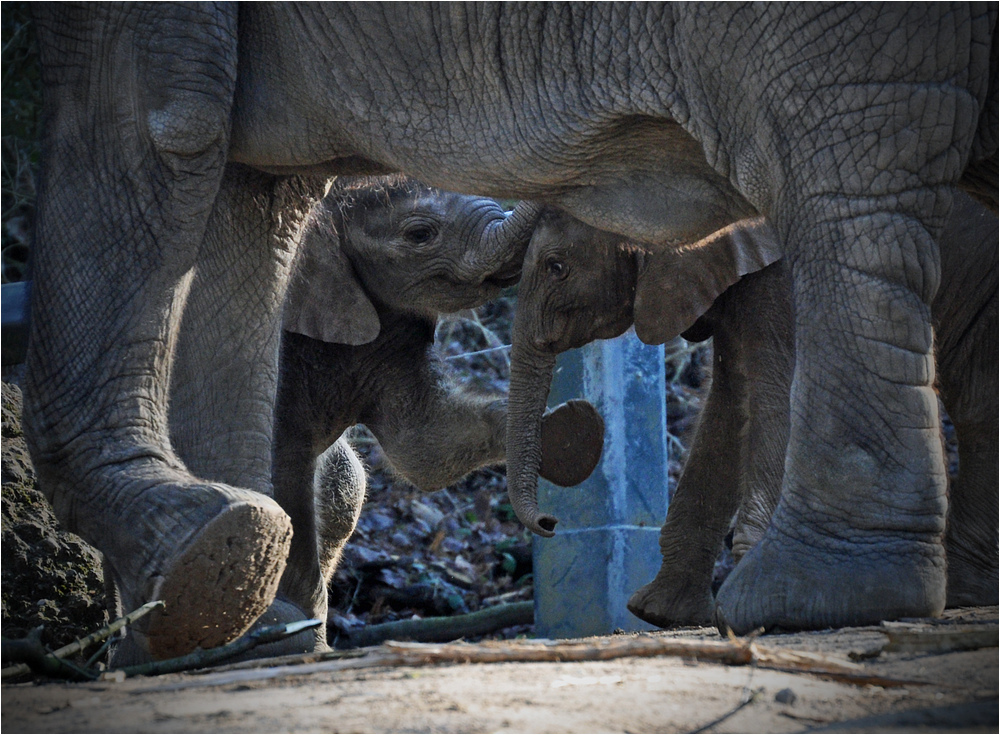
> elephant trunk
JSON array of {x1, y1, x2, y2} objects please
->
[
  {"x1": 479, "y1": 201, "x2": 543, "y2": 280},
  {"x1": 506, "y1": 310, "x2": 559, "y2": 537}
]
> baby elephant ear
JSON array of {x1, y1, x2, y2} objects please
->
[
  {"x1": 283, "y1": 224, "x2": 381, "y2": 345},
  {"x1": 633, "y1": 217, "x2": 782, "y2": 345}
]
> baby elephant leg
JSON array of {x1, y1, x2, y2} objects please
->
[
  {"x1": 629, "y1": 261, "x2": 794, "y2": 628},
  {"x1": 628, "y1": 329, "x2": 743, "y2": 627},
  {"x1": 241, "y1": 438, "x2": 366, "y2": 656},
  {"x1": 934, "y1": 193, "x2": 998, "y2": 607},
  {"x1": 728, "y1": 263, "x2": 794, "y2": 560}
]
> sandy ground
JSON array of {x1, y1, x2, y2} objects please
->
[{"x1": 3, "y1": 607, "x2": 996, "y2": 734}]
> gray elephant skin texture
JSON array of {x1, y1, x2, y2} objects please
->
[
  {"x1": 267, "y1": 176, "x2": 600, "y2": 650},
  {"x1": 24, "y1": 3, "x2": 997, "y2": 657},
  {"x1": 505, "y1": 192, "x2": 997, "y2": 628}
]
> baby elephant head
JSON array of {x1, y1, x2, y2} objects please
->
[
  {"x1": 284, "y1": 176, "x2": 541, "y2": 345},
  {"x1": 506, "y1": 209, "x2": 782, "y2": 536}
]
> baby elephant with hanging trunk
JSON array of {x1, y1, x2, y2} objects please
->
[
  {"x1": 506, "y1": 191, "x2": 998, "y2": 630},
  {"x1": 270, "y1": 176, "x2": 604, "y2": 649}
]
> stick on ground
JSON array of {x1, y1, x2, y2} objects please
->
[
  {"x1": 1, "y1": 600, "x2": 164, "y2": 680},
  {"x1": 335, "y1": 601, "x2": 533, "y2": 648}
]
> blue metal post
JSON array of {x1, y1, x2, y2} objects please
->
[{"x1": 533, "y1": 329, "x2": 669, "y2": 638}]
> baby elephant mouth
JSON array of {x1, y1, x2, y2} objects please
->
[{"x1": 483, "y1": 262, "x2": 523, "y2": 289}]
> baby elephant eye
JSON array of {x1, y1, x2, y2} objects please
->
[
  {"x1": 546, "y1": 258, "x2": 567, "y2": 279},
  {"x1": 404, "y1": 224, "x2": 437, "y2": 244}
]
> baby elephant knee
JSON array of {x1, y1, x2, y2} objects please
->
[{"x1": 314, "y1": 438, "x2": 366, "y2": 550}]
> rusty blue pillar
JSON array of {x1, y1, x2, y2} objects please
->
[{"x1": 533, "y1": 329, "x2": 669, "y2": 638}]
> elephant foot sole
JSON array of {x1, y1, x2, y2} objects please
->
[
  {"x1": 714, "y1": 529, "x2": 947, "y2": 635},
  {"x1": 627, "y1": 576, "x2": 714, "y2": 628},
  {"x1": 145, "y1": 493, "x2": 293, "y2": 660}
]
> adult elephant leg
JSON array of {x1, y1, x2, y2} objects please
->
[
  {"x1": 716, "y1": 194, "x2": 951, "y2": 633},
  {"x1": 170, "y1": 165, "x2": 328, "y2": 494},
  {"x1": 168, "y1": 166, "x2": 329, "y2": 654},
  {"x1": 23, "y1": 5, "x2": 291, "y2": 661}
]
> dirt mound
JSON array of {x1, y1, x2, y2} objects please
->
[{"x1": 1, "y1": 382, "x2": 107, "y2": 650}]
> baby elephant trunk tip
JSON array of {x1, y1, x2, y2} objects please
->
[{"x1": 521, "y1": 510, "x2": 559, "y2": 538}]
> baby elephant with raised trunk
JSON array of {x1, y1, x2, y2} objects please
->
[
  {"x1": 506, "y1": 191, "x2": 997, "y2": 630},
  {"x1": 273, "y1": 177, "x2": 603, "y2": 648}
]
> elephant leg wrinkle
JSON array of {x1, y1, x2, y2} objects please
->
[{"x1": 714, "y1": 205, "x2": 951, "y2": 633}]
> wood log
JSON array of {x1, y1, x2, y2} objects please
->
[
  {"x1": 335, "y1": 601, "x2": 533, "y2": 648},
  {"x1": 135, "y1": 631, "x2": 941, "y2": 693},
  {"x1": 881, "y1": 625, "x2": 998, "y2": 654}
]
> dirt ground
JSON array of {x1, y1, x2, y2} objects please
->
[{"x1": 3, "y1": 607, "x2": 996, "y2": 734}]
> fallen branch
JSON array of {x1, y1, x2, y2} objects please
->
[
  {"x1": 1, "y1": 600, "x2": 164, "y2": 680},
  {"x1": 0, "y1": 628, "x2": 97, "y2": 682},
  {"x1": 381, "y1": 635, "x2": 757, "y2": 666},
  {"x1": 132, "y1": 631, "x2": 939, "y2": 694},
  {"x1": 881, "y1": 624, "x2": 998, "y2": 654},
  {"x1": 335, "y1": 601, "x2": 533, "y2": 649},
  {"x1": 1, "y1": 615, "x2": 321, "y2": 682},
  {"x1": 117, "y1": 619, "x2": 322, "y2": 678}
]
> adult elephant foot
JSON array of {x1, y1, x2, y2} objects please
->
[
  {"x1": 627, "y1": 574, "x2": 713, "y2": 628},
  {"x1": 100, "y1": 478, "x2": 292, "y2": 661},
  {"x1": 711, "y1": 196, "x2": 956, "y2": 634},
  {"x1": 713, "y1": 500, "x2": 947, "y2": 634}
]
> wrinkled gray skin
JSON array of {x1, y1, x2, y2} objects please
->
[
  {"x1": 633, "y1": 192, "x2": 1000, "y2": 625},
  {"x1": 505, "y1": 213, "x2": 783, "y2": 536},
  {"x1": 25, "y1": 4, "x2": 997, "y2": 656},
  {"x1": 267, "y1": 177, "x2": 594, "y2": 649},
  {"x1": 508, "y1": 193, "x2": 998, "y2": 628}
]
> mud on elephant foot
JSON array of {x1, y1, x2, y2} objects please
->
[
  {"x1": 713, "y1": 507, "x2": 947, "y2": 634},
  {"x1": 102, "y1": 480, "x2": 292, "y2": 662}
]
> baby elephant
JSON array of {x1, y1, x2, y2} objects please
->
[
  {"x1": 272, "y1": 177, "x2": 604, "y2": 648},
  {"x1": 505, "y1": 191, "x2": 997, "y2": 629}
]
